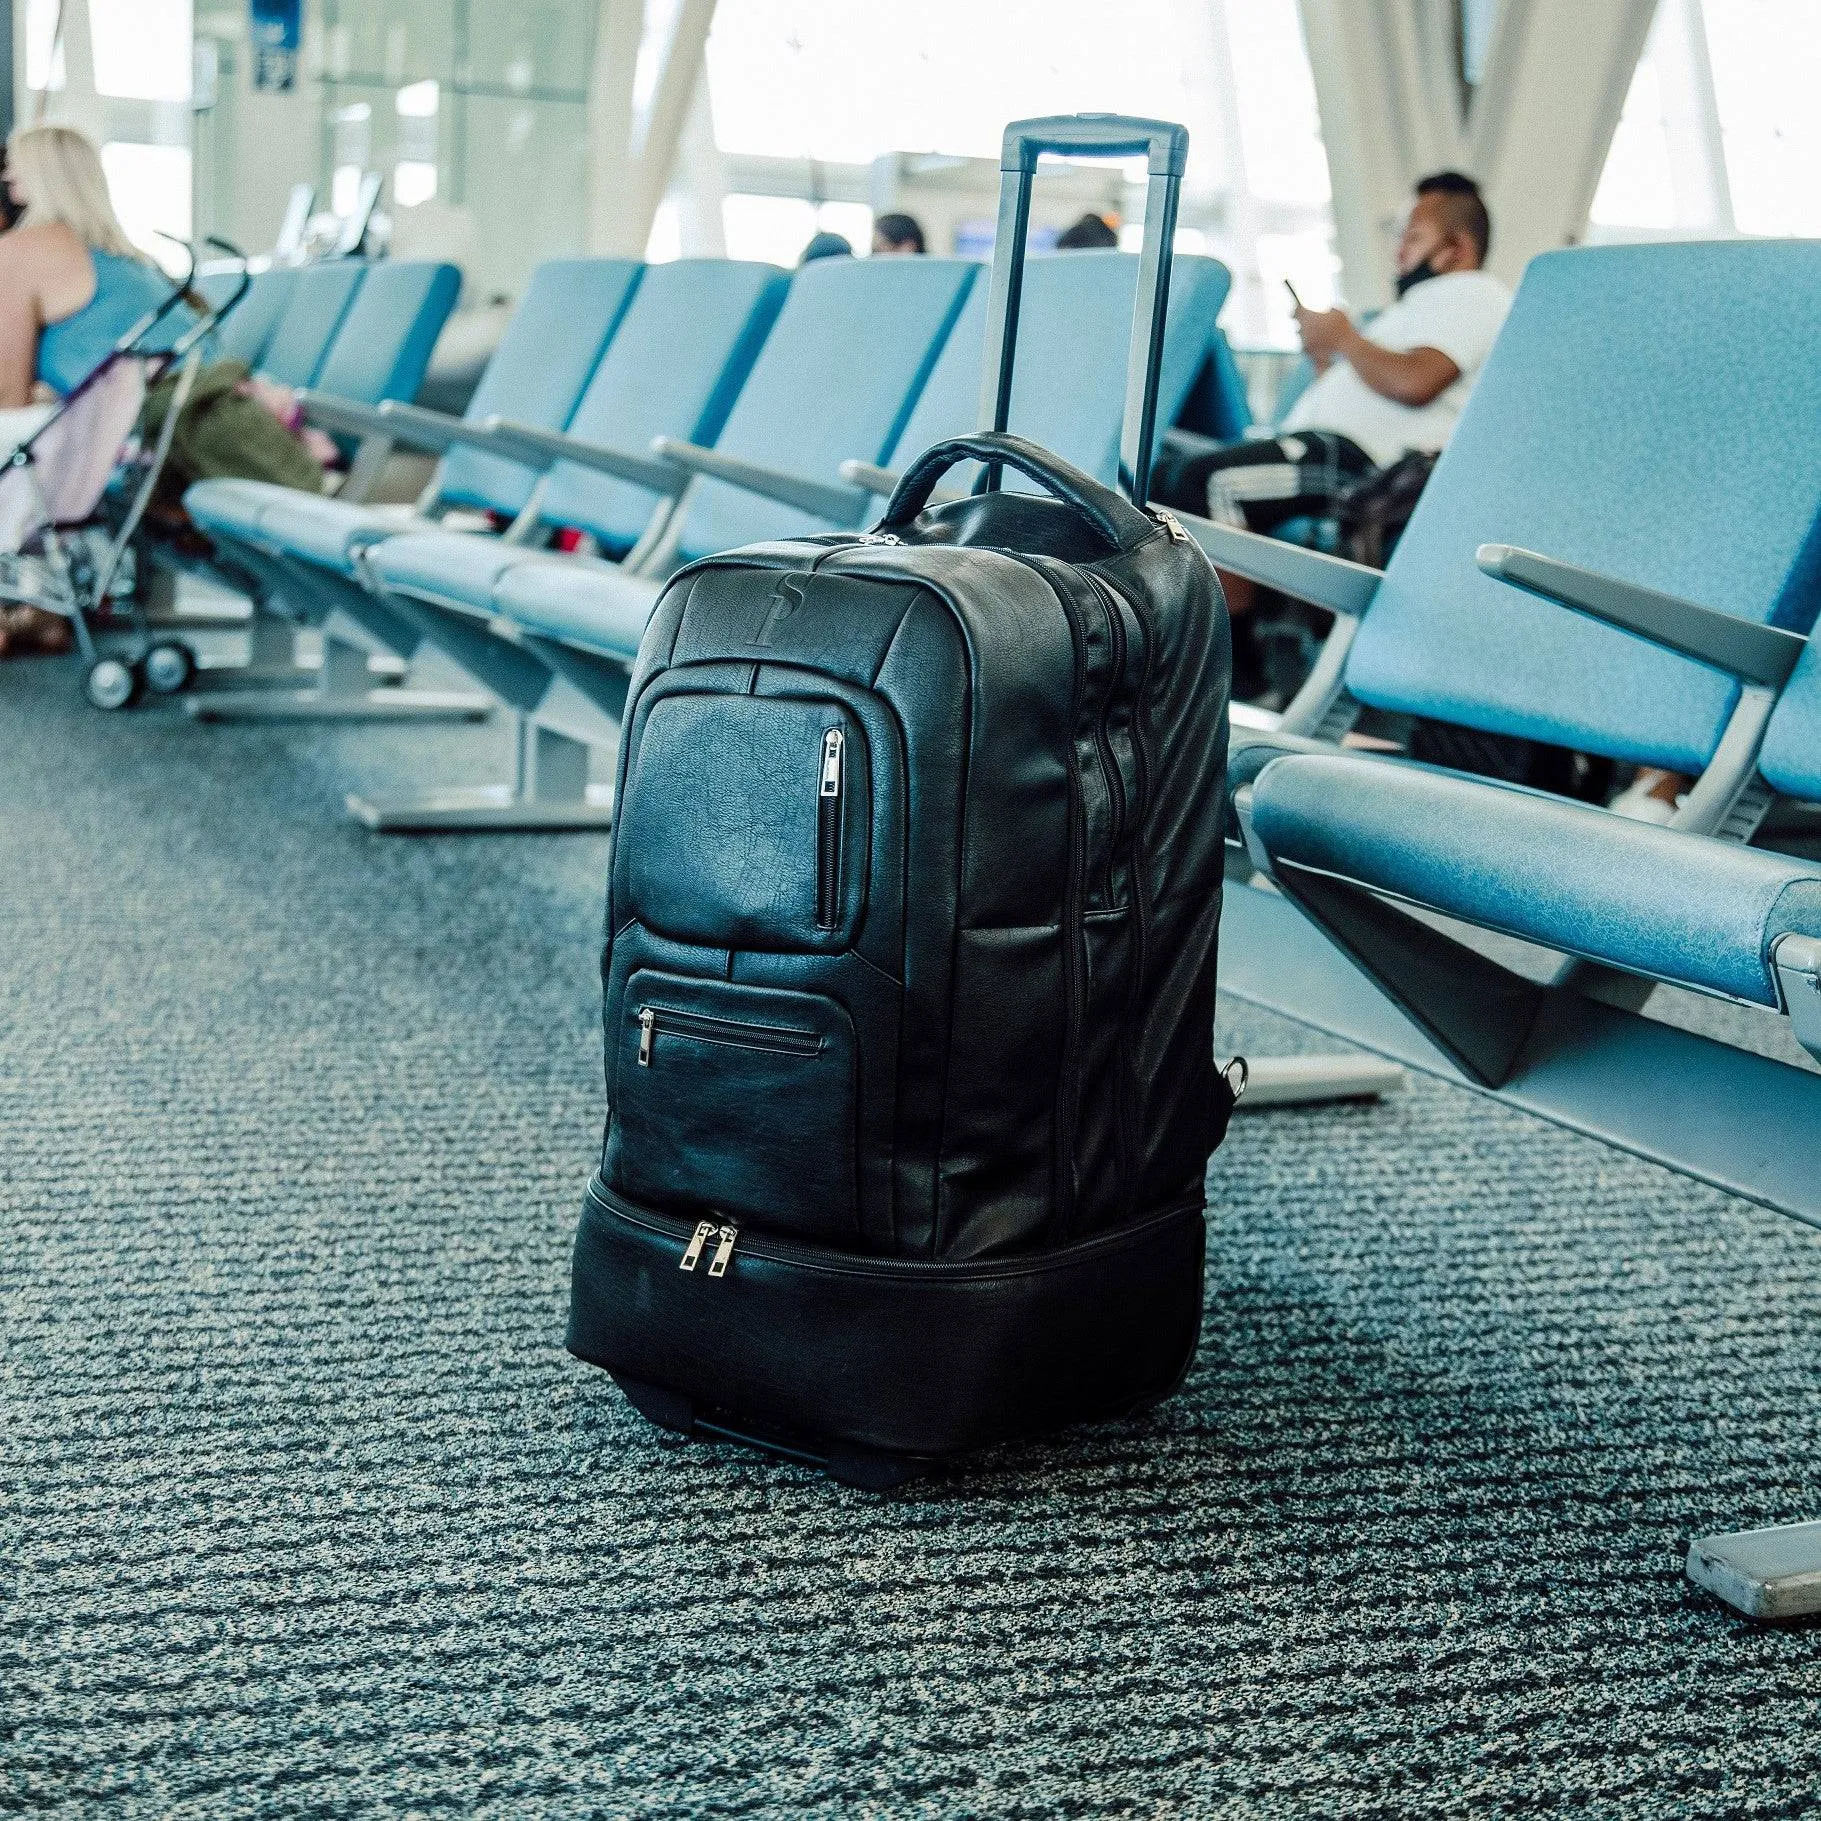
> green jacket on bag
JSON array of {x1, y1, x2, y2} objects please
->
[{"x1": 142, "y1": 358, "x2": 325, "y2": 499}]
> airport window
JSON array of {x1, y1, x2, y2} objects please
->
[{"x1": 1591, "y1": 0, "x2": 1821, "y2": 239}]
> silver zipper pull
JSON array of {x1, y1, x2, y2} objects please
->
[
  {"x1": 679, "y1": 1219, "x2": 715, "y2": 1271},
  {"x1": 820, "y1": 727, "x2": 844, "y2": 798},
  {"x1": 637, "y1": 1006, "x2": 656, "y2": 1066},
  {"x1": 1155, "y1": 509, "x2": 1188, "y2": 544},
  {"x1": 858, "y1": 530, "x2": 901, "y2": 545},
  {"x1": 707, "y1": 1223, "x2": 738, "y2": 1278}
]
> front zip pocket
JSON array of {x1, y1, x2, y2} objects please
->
[
  {"x1": 636, "y1": 1002, "x2": 822, "y2": 1067},
  {"x1": 817, "y1": 727, "x2": 844, "y2": 929},
  {"x1": 608, "y1": 969, "x2": 859, "y2": 1244},
  {"x1": 615, "y1": 692, "x2": 869, "y2": 950}
]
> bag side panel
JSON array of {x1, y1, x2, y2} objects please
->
[{"x1": 1103, "y1": 533, "x2": 1231, "y2": 1210}]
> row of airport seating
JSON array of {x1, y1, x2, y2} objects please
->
[
  {"x1": 195, "y1": 258, "x2": 461, "y2": 417},
  {"x1": 179, "y1": 239, "x2": 1821, "y2": 1237},
  {"x1": 180, "y1": 248, "x2": 1232, "y2": 822}
]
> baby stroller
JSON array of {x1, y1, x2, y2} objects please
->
[{"x1": 0, "y1": 236, "x2": 249, "y2": 710}]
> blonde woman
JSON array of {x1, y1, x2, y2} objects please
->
[{"x1": 0, "y1": 125, "x2": 325, "y2": 657}]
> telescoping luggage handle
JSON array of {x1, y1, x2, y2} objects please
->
[{"x1": 978, "y1": 114, "x2": 1189, "y2": 508}]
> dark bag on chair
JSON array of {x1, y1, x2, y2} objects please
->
[{"x1": 567, "y1": 115, "x2": 1235, "y2": 1482}]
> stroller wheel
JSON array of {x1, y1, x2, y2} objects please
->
[
  {"x1": 83, "y1": 655, "x2": 140, "y2": 711},
  {"x1": 141, "y1": 640, "x2": 196, "y2": 695}
]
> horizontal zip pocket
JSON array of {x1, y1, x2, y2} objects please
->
[{"x1": 608, "y1": 969, "x2": 859, "y2": 1244}]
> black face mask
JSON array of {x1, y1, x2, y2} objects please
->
[{"x1": 1395, "y1": 257, "x2": 1440, "y2": 299}]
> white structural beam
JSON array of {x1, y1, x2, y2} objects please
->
[
  {"x1": 1298, "y1": 0, "x2": 1465, "y2": 308},
  {"x1": 630, "y1": 0, "x2": 718, "y2": 254},
  {"x1": 1466, "y1": 0, "x2": 1660, "y2": 285},
  {"x1": 584, "y1": 0, "x2": 719, "y2": 259},
  {"x1": 1300, "y1": 0, "x2": 1657, "y2": 302},
  {"x1": 584, "y1": 0, "x2": 648, "y2": 256}
]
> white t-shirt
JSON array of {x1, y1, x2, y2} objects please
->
[{"x1": 1281, "y1": 269, "x2": 1512, "y2": 467}]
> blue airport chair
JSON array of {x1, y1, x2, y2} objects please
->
[
  {"x1": 1197, "y1": 241, "x2": 1821, "y2": 1612},
  {"x1": 196, "y1": 265, "x2": 297, "y2": 369},
  {"x1": 837, "y1": 250, "x2": 1231, "y2": 500},
  {"x1": 331, "y1": 258, "x2": 790, "y2": 828},
  {"x1": 407, "y1": 250, "x2": 1227, "y2": 841},
  {"x1": 310, "y1": 260, "x2": 461, "y2": 409},
  {"x1": 1174, "y1": 239, "x2": 1821, "y2": 1208},
  {"x1": 1168, "y1": 322, "x2": 1253, "y2": 444},
  {"x1": 356, "y1": 254, "x2": 978, "y2": 828},
  {"x1": 181, "y1": 257, "x2": 643, "y2": 724},
  {"x1": 253, "y1": 260, "x2": 368, "y2": 388},
  {"x1": 1246, "y1": 604, "x2": 1821, "y2": 1620},
  {"x1": 480, "y1": 253, "x2": 1222, "y2": 732}
]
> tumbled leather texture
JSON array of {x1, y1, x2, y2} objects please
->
[
  {"x1": 574, "y1": 429, "x2": 1231, "y2": 1458},
  {"x1": 1250, "y1": 751, "x2": 1821, "y2": 1006},
  {"x1": 1344, "y1": 242, "x2": 1821, "y2": 773}
]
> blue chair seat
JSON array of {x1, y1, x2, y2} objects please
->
[
  {"x1": 493, "y1": 558, "x2": 662, "y2": 662},
  {"x1": 1249, "y1": 751, "x2": 1821, "y2": 1008},
  {"x1": 364, "y1": 530, "x2": 548, "y2": 612},
  {"x1": 185, "y1": 477, "x2": 282, "y2": 545},
  {"x1": 252, "y1": 493, "x2": 430, "y2": 572}
]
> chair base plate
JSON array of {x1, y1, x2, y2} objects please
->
[
  {"x1": 1235, "y1": 1053, "x2": 1406, "y2": 1108},
  {"x1": 346, "y1": 783, "x2": 615, "y2": 832},
  {"x1": 187, "y1": 688, "x2": 490, "y2": 724},
  {"x1": 1687, "y1": 1521, "x2": 1821, "y2": 1619}
]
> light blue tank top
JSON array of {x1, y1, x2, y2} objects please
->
[{"x1": 37, "y1": 249, "x2": 207, "y2": 395}]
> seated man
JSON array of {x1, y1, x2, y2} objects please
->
[{"x1": 1153, "y1": 171, "x2": 1510, "y2": 535}]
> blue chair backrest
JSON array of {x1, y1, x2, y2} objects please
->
[
  {"x1": 1173, "y1": 325, "x2": 1253, "y2": 442},
  {"x1": 881, "y1": 251, "x2": 1231, "y2": 490},
  {"x1": 1343, "y1": 242, "x2": 1821, "y2": 776},
  {"x1": 256, "y1": 261, "x2": 367, "y2": 388},
  {"x1": 1757, "y1": 612, "x2": 1821, "y2": 801},
  {"x1": 310, "y1": 260, "x2": 461, "y2": 405},
  {"x1": 199, "y1": 266, "x2": 295, "y2": 367},
  {"x1": 435, "y1": 257, "x2": 643, "y2": 518},
  {"x1": 673, "y1": 256, "x2": 979, "y2": 562},
  {"x1": 537, "y1": 259, "x2": 788, "y2": 555}
]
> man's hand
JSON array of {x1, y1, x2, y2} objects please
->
[
  {"x1": 1292, "y1": 304, "x2": 1352, "y2": 365},
  {"x1": 1294, "y1": 303, "x2": 1461, "y2": 408}
]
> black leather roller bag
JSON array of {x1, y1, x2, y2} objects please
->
[{"x1": 568, "y1": 429, "x2": 1233, "y2": 1476}]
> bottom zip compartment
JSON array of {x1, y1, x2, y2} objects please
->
[
  {"x1": 567, "y1": 1177, "x2": 1207, "y2": 1460},
  {"x1": 607, "y1": 969, "x2": 859, "y2": 1244}
]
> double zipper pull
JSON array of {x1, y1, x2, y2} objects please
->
[
  {"x1": 707, "y1": 1224, "x2": 738, "y2": 1278},
  {"x1": 679, "y1": 1219, "x2": 716, "y2": 1271}
]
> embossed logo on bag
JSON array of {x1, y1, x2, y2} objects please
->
[{"x1": 753, "y1": 574, "x2": 808, "y2": 646}]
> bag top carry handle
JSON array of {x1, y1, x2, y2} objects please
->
[
  {"x1": 880, "y1": 430, "x2": 1159, "y2": 554},
  {"x1": 978, "y1": 114, "x2": 1189, "y2": 508}
]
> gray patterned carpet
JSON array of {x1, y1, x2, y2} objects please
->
[{"x1": 5, "y1": 640, "x2": 1821, "y2": 1818}]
